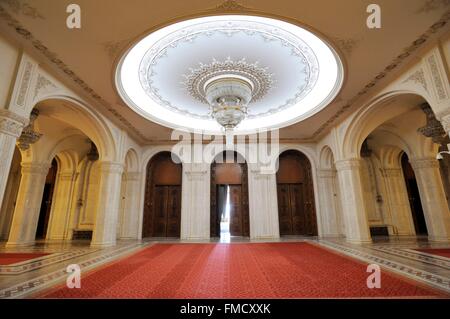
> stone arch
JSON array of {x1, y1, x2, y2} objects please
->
[
  {"x1": 33, "y1": 95, "x2": 117, "y2": 161},
  {"x1": 319, "y1": 145, "x2": 336, "y2": 169},
  {"x1": 342, "y1": 91, "x2": 429, "y2": 159}
]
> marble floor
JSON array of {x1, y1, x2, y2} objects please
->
[{"x1": 0, "y1": 236, "x2": 449, "y2": 298}]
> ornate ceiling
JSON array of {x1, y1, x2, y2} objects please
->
[
  {"x1": 117, "y1": 15, "x2": 342, "y2": 134},
  {"x1": 0, "y1": 0, "x2": 448, "y2": 142}
]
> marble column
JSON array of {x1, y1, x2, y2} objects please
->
[
  {"x1": 6, "y1": 162, "x2": 50, "y2": 246},
  {"x1": 0, "y1": 110, "x2": 26, "y2": 212},
  {"x1": 46, "y1": 170, "x2": 78, "y2": 240},
  {"x1": 119, "y1": 172, "x2": 142, "y2": 239},
  {"x1": 248, "y1": 166, "x2": 280, "y2": 239},
  {"x1": 180, "y1": 164, "x2": 210, "y2": 240},
  {"x1": 317, "y1": 169, "x2": 342, "y2": 237},
  {"x1": 91, "y1": 161, "x2": 124, "y2": 247},
  {"x1": 335, "y1": 159, "x2": 372, "y2": 243},
  {"x1": 410, "y1": 158, "x2": 450, "y2": 242},
  {"x1": 381, "y1": 168, "x2": 415, "y2": 236}
]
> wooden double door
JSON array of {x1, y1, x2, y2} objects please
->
[
  {"x1": 142, "y1": 152, "x2": 182, "y2": 238},
  {"x1": 150, "y1": 185, "x2": 181, "y2": 237},
  {"x1": 276, "y1": 151, "x2": 317, "y2": 236}
]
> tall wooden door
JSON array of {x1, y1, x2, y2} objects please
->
[
  {"x1": 276, "y1": 151, "x2": 317, "y2": 236},
  {"x1": 152, "y1": 185, "x2": 181, "y2": 237},
  {"x1": 142, "y1": 152, "x2": 182, "y2": 238}
]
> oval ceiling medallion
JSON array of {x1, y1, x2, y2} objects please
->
[{"x1": 116, "y1": 15, "x2": 344, "y2": 134}]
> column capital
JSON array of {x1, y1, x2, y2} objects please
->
[
  {"x1": 409, "y1": 157, "x2": 439, "y2": 170},
  {"x1": 335, "y1": 158, "x2": 362, "y2": 171},
  {"x1": 317, "y1": 169, "x2": 336, "y2": 178},
  {"x1": 124, "y1": 172, "x2": 142, "y2": 181},
  {"x1": 20, "y1": 162, "x2": 50, "y2": 175},
  {"x1": 99, "y1": 161, "x2": 124, "y2": 174},
  {"x1": 0, "y1": 109, "x2": 28, "y2": 137},
  {"x1": 58, "y1": 170, "x2": 78, "y2": 181},
  {"x1": 381, "y1": 168, "x2": 402, "y2": 177}
]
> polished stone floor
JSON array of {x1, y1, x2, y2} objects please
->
[{"x1": 0, "y1": 236, "x2": 449, "y2": 298}]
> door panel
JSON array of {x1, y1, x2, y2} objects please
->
[
  {"x1": 277, "y1": 184, "x2": 292, "y2": 235},
  {"x1": 166, "y1": 186, "x2": 181, "y2": 237},
  {"x1": 152, "y1": 186, "x2": 168, "y2": 237},
  {"x1": 229, "y1": 185, "x2": 242, "y2": 236}
]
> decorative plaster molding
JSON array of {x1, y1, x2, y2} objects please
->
[
  {"x1": 0, "y1": 5, "x2": 148, "y2": 142},
  {"x1": 312, "y1": 10, "x2": 450, "y2": 138},
  {"x1": 335, "y1": 158, "x2": 361, "y2": 170},
  {"x1": 185, "y1": 170, "x2": 208, "y2": 181},
  {"x1": 402, "y1": 68, "x2": 428, "y2": 92},
  {"x1": 33, "y1": 74, "x2": 57, "y2": 99},
  {"x1": 1, "y1": 3, "x2": 448, "y2": 143},
  {"x1": 381, "y1": 168, "x2": 402, "y2": 178},
  {"x1": 427, "y1": 54, "x2": 448, "y2": 101},
  {"x1": 124, "y1": 172, "x2": 142, "y2": 181},
  {"x1": 214, "y1": 0, "x2": 248, "y2": 12},
  {"x1": 410, "y1": 158, "x2": 440, "y2": 169},
  {"x1": 20, "y1": 162, "x2": 50, "y2": 174},
  {"x1": 15, "y1": 61, "x2": 33, "y2": 108},
  {"x1": 3, "y1": 0, "x2": 44, "y2": 19},
  {"x1": 99, "y1": 161, "x2": 124, "y2": 174},
  {"x1": 317, "y1": 169, "x2": 336, "y2": 178},
  {"x1": 332, "y1": 37, "x2": 361, "y2": 56},
  {"x1": 416, "y1": 0, "x2": 450, "y2": 14},
  {"x1": 0, "y1": 109, "x2": 28, "y2": 137}
]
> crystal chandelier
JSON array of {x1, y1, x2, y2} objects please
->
[{"x1": 205, "y1": 75, "x2": 253, "y2": 130}]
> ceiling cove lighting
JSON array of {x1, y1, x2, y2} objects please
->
[{"x1": 116, "y1": 15, "x2": 344, "y2": 134}]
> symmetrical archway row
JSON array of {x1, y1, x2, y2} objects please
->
[{"x1": 0, "y1": 47, "x2": 449, "y2": 246}]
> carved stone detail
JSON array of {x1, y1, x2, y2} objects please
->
[
  {"x1": 403, "y1": 68, "x2": 428, "y2": 92},
  {"x1": 33, "y1": 74, "x2": 57, "y2": 99},
  {"x1": 335, "y1": 159, "x2": 361, "y2": 170},
  {"x1": 0, "y1": 109, "x2": 28, "y2": 137},
  {"x1": 427, "y1": 54, "x2": 448, "y2": 100},
  {"x1": 410, "y1": 158, "x2": 439, "y2": 170},
  {"x1": 16, "y1": 61, "x2": 33, "y2": 108},
  {"x1": 215, "y1": 0, "x2": 248, "y2": 11}
]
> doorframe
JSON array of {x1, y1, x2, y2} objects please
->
[
  {"x1": 210, "y1": 152, "x2": 249, "y2": 237},
  {"x1": 276, "y1": 150, "x2": 318, "y2": 236},
  {"x1": 142, "y1": 152, "x2": 182, "y2": 238}
]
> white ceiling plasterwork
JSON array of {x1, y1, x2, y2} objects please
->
[{"x1": 116, "y1": 15, "x2": 343, "y2": 134}]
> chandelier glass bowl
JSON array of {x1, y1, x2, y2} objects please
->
[{"x1": 115, "y1": 15, "x2": 344, "y2": 134}]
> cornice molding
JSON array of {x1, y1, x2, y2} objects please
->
[
  {"x1": 311, "y1": 10, "x2": 450, "y2": 138},
  {"x1": 1, "y1": 4, "x2": 448, "y2": 145}
]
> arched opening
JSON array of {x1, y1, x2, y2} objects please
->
[
  {"x1": 276, "y1": 150, "x2": 317, "y2": 236},
  {"x1": 142, "y1": 152, "x2": 182, "y2": 238},
  {"x1": 210, "y1": 151, "x2": 249, "y2": 239},
  {"x1": 0, "y1": 146, "x2": 22, "y2": 241},
  {"x1": 36, "y1": 158, "x2": 58, "y2": 239},
  {"x1": 401, "y1": 153, "x2": 428, "y2": 235}
]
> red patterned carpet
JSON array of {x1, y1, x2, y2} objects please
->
[
  {"x1": 415, "y1": 248, "x2": 450, "y2": 259},
  {"x1": 0, "y1": 253, "x2": 50, "y2": 265},
  {"x1": 41, "y1": 243, "x2": 446, "y2": 298}
]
